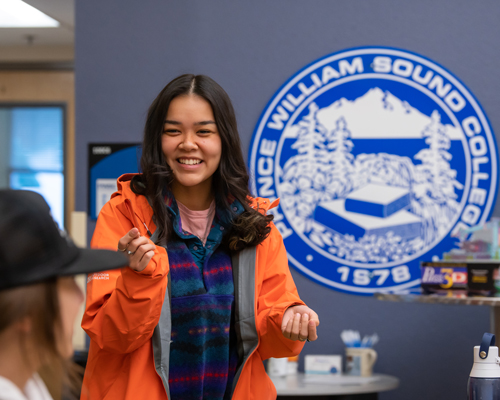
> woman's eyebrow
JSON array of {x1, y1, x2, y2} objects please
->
[{"x1": 163, "y1": 120, "x2": 216, "y2": 125}]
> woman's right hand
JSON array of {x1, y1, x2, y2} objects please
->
[{"x1": 117, "y1": 228, "x2": 155, "y2": 272}]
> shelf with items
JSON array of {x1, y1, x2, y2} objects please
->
[{"x1": 374, "y1": 292, "x2": 500, "y2": 338}]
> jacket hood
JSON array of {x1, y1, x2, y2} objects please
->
[
  {"x1": 110, "y1": 174, "x2": 155, "y2": 234},
  {"x1": 114, "y1": 173, "x2": 139, "y2": 197},
  {"x1": 248, "y1": 196, "x2": 280, "y2": 214}
]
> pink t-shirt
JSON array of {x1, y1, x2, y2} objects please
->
[{"x1": 177, "y1": 199, "x2": 216, "y2": 246}]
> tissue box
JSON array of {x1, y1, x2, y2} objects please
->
[{"x1": 305, "y1": 355, "x2": 342, "y2": 375}]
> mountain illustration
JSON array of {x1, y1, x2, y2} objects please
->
[
  {"x1": 278, "y1": 88, "x2": 464, "y2": 264},
  {"x1": 284, "y1": 88, "x2": 462, "y2": 140}
]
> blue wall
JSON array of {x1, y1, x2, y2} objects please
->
[{"x1": 75, "y1": 1, "x2": 499, "y2": 398}]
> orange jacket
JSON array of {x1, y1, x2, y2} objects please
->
[{"x1": 81, "y1": 174, "x2": 305, "y2": 400}]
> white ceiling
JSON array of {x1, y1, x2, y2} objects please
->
[{"x1": 0, "y1": 0, "x2": 74, "y2": 46}]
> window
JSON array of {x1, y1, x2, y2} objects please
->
[{"x1": 0, "y1": 105, "x2": 65, "y2": 227}]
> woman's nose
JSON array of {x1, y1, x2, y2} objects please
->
[{"x1": 179, "y1": 132, "x2": 198, "y2": 150}]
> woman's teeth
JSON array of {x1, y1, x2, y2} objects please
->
[{"x1": 179, "y1": 159, "x2": 202, "y2": 165}]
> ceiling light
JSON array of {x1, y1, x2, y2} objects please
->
[{"x1": 0, "y1": 0, "x2": 60, "y2": 28}]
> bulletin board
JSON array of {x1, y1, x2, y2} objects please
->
[{"x1": 88, "y1": 143, "x2": 141, "y2": 220}]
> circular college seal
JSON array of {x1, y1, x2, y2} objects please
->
[{"x1": 249, "y1": 47, "x2": 498, "y2": 295}]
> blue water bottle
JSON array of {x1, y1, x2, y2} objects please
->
[{"x1": 468, "y1": 333, "x2": 500, "y2": 399}]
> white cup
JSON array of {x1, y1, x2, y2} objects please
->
[
  {"x1": 345, "y1": 348, "x2": 378, "y2": 377},
  {"x1": 267, "y1": 357, "x2": 288, "y2": 377}
]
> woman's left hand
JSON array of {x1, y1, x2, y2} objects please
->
[{"x1": 281, "y1": 305, "x2": 320, "y2": 342}]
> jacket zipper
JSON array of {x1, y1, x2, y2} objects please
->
[{"x1": 153, "y1": 366, "x2": 170, "y2": 400}]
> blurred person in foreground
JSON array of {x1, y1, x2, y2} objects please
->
[{"x1": 0, "y1": 190, "x2": 127, "y2": 400}]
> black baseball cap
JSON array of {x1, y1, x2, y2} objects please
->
[{"x1": 0, "y1": 189, "x2": 127, "y2": 290}]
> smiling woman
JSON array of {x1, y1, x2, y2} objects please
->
[
  {"x1": 81, "y1": 74, "x2": 319, "y2": 400},
  {"x1": 162, "y1": 95, "x2": 222, "y2": 210}
]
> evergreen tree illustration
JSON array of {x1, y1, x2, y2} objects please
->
[
  {"x1": 413, "y1": 110, "x2": 463, "y2": 243},
  {"x1": 281, "y1": 103, "x2": 326, "y2": 222},
  {"x1": 325, "y1": 116, "x2": 354, "y2": 198}
]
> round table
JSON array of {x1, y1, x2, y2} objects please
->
[{"x1": 270, "y1": 372, "x2": 399, "y2": 399}]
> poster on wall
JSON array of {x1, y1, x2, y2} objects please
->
[
  {"x1": 88, "y1": 143, "x2": 141, "y2": 220},
  {"x1": 248, "y1": 46, "x2": 498, "y2": 295}
]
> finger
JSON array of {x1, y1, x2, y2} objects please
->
[
  {"x1": 281, "y1": 314, "x2": 290, "y2": 333},
  {"x1": 290, "y1": 313, "x2": 301, "y2": 341},
  {"x1": 127, "y1": 227, "x2": 140, "y2": 239},
  {"x1": 308, "y1": 319, "x2": 318, "y2": 341},
  {"x1": 128, "y1": 243, "x2": 155, "y2": 272},
  {"x1": 129, "y1": 242, "x2": 154, "y2": 263},
  {"x1": 309, "y1": 310, "x2": 320, "y2": 327},
  {"x1": 136, "y1": 250, "x2": 155, "y2": 272},
  {"x1": 299, "y1": 313, "x2": 309, "y2": 339},
  {"x1": 118, "y1": 228, "x2": 140, "y2": 251},
  {"x1": 281, "y1": 308, "x2": 295, "y2": 332},
  {"x1": 283, "y1": 316, "x2": 294, "y2": 339},
  {"x1": 138, "y1": 244, "x2": 156, "y2": 262},
  {"x1": 126, "y1": 236, "x2": 150, "y2": 255}
]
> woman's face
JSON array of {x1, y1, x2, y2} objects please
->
[
  {"x1": 57, "y1": 276, "x2": 84, "y2": 359},
  {"x1": 162, "y1": 94, "x2": 222, "y2": 198}
]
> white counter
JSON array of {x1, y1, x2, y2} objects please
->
[{"x1": 270, "y1": 372, "x2": 399, "y2": 396}]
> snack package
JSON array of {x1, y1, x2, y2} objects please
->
[
  {"x1": 420, "y1": 261, "x2": 499, "y2": 296},
  {"x1": 467, "y1": 263, "x2": 497, "y2": 296},
  {"x1": 420, "y1": 262, "x2": 467, "y2": 294}
]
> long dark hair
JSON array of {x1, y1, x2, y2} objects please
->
[{"x1": 131, "y1": 74, "x2": 273, "y2": 251}]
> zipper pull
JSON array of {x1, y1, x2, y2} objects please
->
[
  {"x1": 143, "y1": 222, "x2": 152, "y2": 237},
  {"x1": 124, "y1": 199, "x2": 153, "y2": 237}
]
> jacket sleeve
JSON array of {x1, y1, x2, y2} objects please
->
[
  {"x1": 255, "y1": 223, "x2": 306, "y2": 360},
  {"x1": 81, "y1": 198, "x2": 169, "y2": 354}
]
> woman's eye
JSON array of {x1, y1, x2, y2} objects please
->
[
  {"x1": 198, "y1": 130, "x2": 211, "y2": 134},
  {"x1": 163, "y1": 129, "x2": 180, "y2": 135}
]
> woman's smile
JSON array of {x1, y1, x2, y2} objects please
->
[{"x1": 178, "y1": 158, "x2": 203, "y2": 166}]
